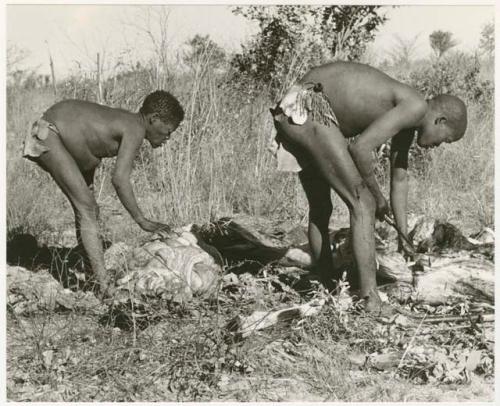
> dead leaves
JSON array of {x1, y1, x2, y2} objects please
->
[{"x1": 400, "y1": 346, "x2": 492, "y2": 384}]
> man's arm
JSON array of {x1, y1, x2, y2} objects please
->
[
  {"x1": 390, "y1": 130, "x2": 414, "y2": 253},
  {"x1": 348, "y1": 97, "x2": 426, "y2": 220},
  {"x1": 112, "y1": 133, "x2": 170, "y2": 232}
]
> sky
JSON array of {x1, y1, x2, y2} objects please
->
[{"x1": 6, "y1": 4, "x2": 495, "y2": 78}]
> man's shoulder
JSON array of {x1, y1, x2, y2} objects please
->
[
  {"x1": 394, "y1": 84, "x2": 426, "y2": 110},
  {"x1": 307, "y1": 61, "x2": 400, "y2": 88},
  {"x1": 48, "y1": 100, "x2": 139, "y2": 132},
  {"x1": 52, "y1": 99, "x2": 132, "y2": 113},
  {"x1": 47, "y1": 99, "x2": 108, "y2": 120},
  {"x1": 51, "y1": 98, "x2": 97, "y2": 109}
]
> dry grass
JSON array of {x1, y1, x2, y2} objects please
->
[
  {"x1": 6, "y1": 288, "x2": 494, "y2": 402},
  {"x1": 410, "y1": 105, "x2": 494, "y2": 234},
  {"x1": 7, "y1": 70, "x2": 493, "y2": 243}
]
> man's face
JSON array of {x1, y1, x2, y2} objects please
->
[
  {"x1": 146, "y1": 116, "x2": 178, "y2": 148},
  {"x1": 416, "y1": 117, "x2": 454, "y2": 149}
]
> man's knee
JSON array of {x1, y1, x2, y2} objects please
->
[{"x1": 346, "y1": 181, "x2": 375, "y2": 213}]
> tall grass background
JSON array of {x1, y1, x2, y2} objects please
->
[{"x1": 6, "y1": 45, "x2": 494, "y2": 246}]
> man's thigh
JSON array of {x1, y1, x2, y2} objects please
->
[
  {"x1": 299, "y1": 167, "x2": 332, "y2": 211},
  {"x1": 35, "y1": 133, "x2": 96, "y2": 210},
  {"x1": 277, "y1": 116, "x2": 366, "y2": 206}
]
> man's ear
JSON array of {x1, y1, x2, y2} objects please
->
[
  {"x1": 149, "y1": 112, "x2": 160, "y2": 124},
  {"x1": 435, "y1": 116, "x2": 447, "y2": 125}
]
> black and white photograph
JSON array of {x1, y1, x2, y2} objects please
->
[{"x1": 4, "y1": 1, "x2": 495, "y2": 402}]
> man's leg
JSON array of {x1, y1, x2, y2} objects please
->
[
  {"x1": 298, "y1": 168, "x2": 337, "y2": 282},
  {"x1": 75, "y1": 168, "x2": 96, "y2": 248},
  {"x1": 276, "y1": 117, "x2": 380, "y2": 310},
  {"x1": 35, "y1": 138, "x2": 109, "y2": 296},
  {"x1": 73, "y1": 168, "x2": 97, "y2": 273}
]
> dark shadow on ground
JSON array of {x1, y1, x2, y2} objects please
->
[{"x1": 6, "y1": 230, "x2": 112, "y2": 291}]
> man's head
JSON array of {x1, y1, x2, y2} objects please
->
[
  {"x1": 140, "y1": 90, "x2": 184, "y2": 148},
  {"x1": 416, "y1": 95, "x2": 467, "y2": 149}
]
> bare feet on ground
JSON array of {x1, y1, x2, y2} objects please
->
[
  {"x1": 362, "y1": 291, "x2": 397, "y2": 318},
  {"x1": 96, "y1": 275, "x2": 116, "y2": 301}
]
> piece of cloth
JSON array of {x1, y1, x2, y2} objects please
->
[
  {"x1": 270, "y1": 82, "x2": 339, "y2": 172},
  {"x1": 23, "y1": 116, "x2": 60, "y2": 158}
]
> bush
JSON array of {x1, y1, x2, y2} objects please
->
[
  {"x1": 230, "y1": 5, "x2": 387, "y2": 97},
  {"x1": 406, "y1": 53, "x2": 493, "y2": 112}
]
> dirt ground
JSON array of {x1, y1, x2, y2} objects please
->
[{"x1": 6, "y1": 285, "x2": 495, "y2": 402}]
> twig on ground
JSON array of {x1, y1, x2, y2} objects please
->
[{"x1": 395, "y1": 310, "x2": 428, "y2": 373}]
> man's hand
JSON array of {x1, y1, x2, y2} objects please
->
[
  {"x1": 375, "y1": 195, "x2": 391, "y2": 221},
  {"x1": 138, "y1": 219, "x2": 172, "y2": 234}
]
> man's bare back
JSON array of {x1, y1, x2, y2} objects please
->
[
  {"x1": 300, "y1": 61, "x2": 423, "y2": 138},
  {"x1": 43, "y1": 100, "x2": 145, "y2": 171}
]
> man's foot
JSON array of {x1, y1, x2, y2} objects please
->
[
  {"x1": 95, "y1": 276, "x2": 116, "y2": 301},
  {"x1": 361, "y1": 295, "x2": 397, "y2": 319},
  {"x1": 363, "y1": 293, "x2": 382, "y2": 313},
  {"x1": 352, "y1": 287, "x2": 391, "y2": 316}
]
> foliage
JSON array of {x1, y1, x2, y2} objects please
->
[
  {"x1": 230, "y1": 5, "x2": 387, "y2": 93},
  {"x1": 429, "y1": 30, "x2": 458, "y2": 59},
  {"x1": 320, "y1": 6, "x2": 387, "y2": 60},
  {"x1": 7, "y1": 42, "x2": 31, "y2": 76},
  {"x1": 183, "y1": 35, "x2": 226, "y2": 70},
  {"x1": 479, "y1": 22, "x2": 494, "y2": 57},
  {"x1": 406, "y1": 52, "x2": 493, "y2": 111},
  {"x1": 6, "y1": 43, "x2": 50, "y2": 90},
  {"x1": 386, "y1": 34, "x2": 420, "y2": 69}
]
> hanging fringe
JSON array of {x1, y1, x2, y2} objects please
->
[
  {"x1": 300, "y1": 82, "x2": 338, "y2": 127},
  {"x1": 277, "y1": 81, "x2": 338, "y2": 127}
]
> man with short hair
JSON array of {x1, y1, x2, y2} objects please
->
[{"x1": 270, "y1": 61, "x2": 467, "y2": 313}]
